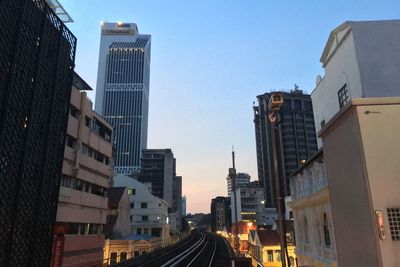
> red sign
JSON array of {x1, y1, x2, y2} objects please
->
[
  {"x1": 50, "y1": 235, "x2": 65, "y2": 267},
  {"x1": 53, "y1": 223, "x2": 68, "y2": 235}
]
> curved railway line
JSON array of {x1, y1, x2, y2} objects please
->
[{"x1": 113, "y1": 230, "x2": 231, "y2": 267}]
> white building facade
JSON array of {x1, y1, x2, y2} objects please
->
[
  {"x1": 288, "y1": 150, "x2": 338, "y2": 267},
  {"x1": 231, "y1": 182, "x2": 277, "y2": 226},
  {"x1": 114, "y1": 175, "x2": 170, "y2": 244},
  {"x1": 95, "y1": 22, "x2": 151, "y2": 174},
  {"x1": 312, "y1": 20, "x2": 400, "y2": 147}
]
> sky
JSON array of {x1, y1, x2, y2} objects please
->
[{"x1": 62, "y1": 0, "x2": 400, "y2": 213}]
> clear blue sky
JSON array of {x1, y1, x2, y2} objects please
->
[{"x1": 63, "y1": 0, "x2": 400, "y2": 213}]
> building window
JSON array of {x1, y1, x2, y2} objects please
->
[
  {"x1": 66, "y1": 135, "x2": 76, "y2": 149},
  {"x1": 276, "y1": 251, "x2": 281, "y2": 262},
  {"x1": 105, "y1": 156, "x2": 110, "y2": 166},
  {"x1": 141, "y1": 202, "x2": 147, "y2": 208},
  {"x1": 91, "y1": 184, "x2": 106, "y2": 197},
  {"x1": 142, "y1": 216, "x2": 148, "y2": 221},
  {"x1": 92, "y1": 117, "x2": 112, "y2": 142},
  {"x1": 60, "y1": 175, "x2": 72, "y2": 187},
  {"x1": 267, "y1": 250, "x2": 273, "y2": 262},
  {"x1": 144, "y1": 228, "x2": 149, "y2": 235},
  {"x1": 323, "y1": 213, "x2": 331, "y2": 247},
  {"x1": 110, "y1": 252, "x2": 117, "y2": 265},
  {"x1": 130, "y1": 203, "x2": 134, "y2": 209},
  {"x1": 95, "y1": 152, "x2": 104, "y2": 163},
  {"x1": 337, "y1": 84, "x2": 349, "y2": 108},
  {"x1": 84, "y1": 116, "x2": 91, "y2": 127},
  {"x1": 387, "y1": 208, "x2": 400, "y2": 240},
  {"x1": 130, "y1": 216, "x2": 132, "y2": 222},
  {"x1": 294, "y1": 100, "x2": 302, "y2": 111},
  {"x1": 304, "y1": 216, "x2": 309, "y2": 243},
  {"x1": 73, "y1": 179, "x2": 83, "y2": 191},
  {"x1": 70, "y1": 105, "x2": 80, "y2": 119},
  {"x1": 120, "y1": 252, "x2": 127, "y2": 261},
  {"x1": 128, "y1": 188, "x2": 136, "y2": 195}
]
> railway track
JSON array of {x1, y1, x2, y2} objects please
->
[{"x1": 113, "y1": 231, "x2": 231, "y2": 267}]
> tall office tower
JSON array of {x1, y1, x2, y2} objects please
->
[
  {"x1": 139, "y1": 149, "x2": 182, "y2": 233},
  {"x1": 226, "y1": 172, "x2": 250, "y2": 196},
  {"x1": 0, "y1": 0, "x2": 76, "y2": 265},
  {"x1": 139, "y1": 149, "x2": 175, "y2": 203},
  {"x1": 95, "y1": 22, "x2": 151, "y2": 175},
  {"x1": 55, "y1": 73, "x2": 113, "y2": 266},
  {"x1": 253, "y1": 89, "x2": 318, "y2": 208}
]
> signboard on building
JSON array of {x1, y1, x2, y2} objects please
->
[{"x1": 50, "y1": 224, "x2": 67, "y2": 267}]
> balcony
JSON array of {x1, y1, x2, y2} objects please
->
[
  {"x1": 67, "y1": 115, "x2": 79, "y2": 138},
  {"x1": 290, "y1": 160, "x2": 327, "y2": 201},
  {"x1": 79, "y1": 153, "x2": 111, "y2": 176},
  {"x1": 58, "y1": 186, "x2": 108, "y2": 210}
]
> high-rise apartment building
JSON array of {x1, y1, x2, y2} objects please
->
[
  {"x1": 0, "y1": 0, "x2": 76, "y2": 265},
  {"x1": 95, "y1": 22, "x2": 151, "y2": 174},
  {"x1": 226, "y1": 172, "x2": 250, "y2": 196},
  {"x1": 55, "y1": 73, "x2": 113, "y2": 266},
  {"x1": 253, "y1": 90, "x2": 318, "y2": 207}
]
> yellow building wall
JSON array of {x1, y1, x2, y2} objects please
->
[{"x1": 261, "y1": 244, "x2": 297, "y2": 267}]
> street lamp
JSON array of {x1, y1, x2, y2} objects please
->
[{"x1": 267, "y1": 92, "x2": 289, "y2": 267}]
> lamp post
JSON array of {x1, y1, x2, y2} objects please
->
[{"x1": 268, "y1": 93, "x2": 288, "y2": 267}]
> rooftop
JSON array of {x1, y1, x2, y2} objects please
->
[
  {"x1": 319, "y1": 97, "x2": 400, "y2": 138},
  {"x1": 45, "y1": 0, "x2": 73, "y2": 23}
]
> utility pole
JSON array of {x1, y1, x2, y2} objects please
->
[
  {"x1": 229, "y1": 148, "x2": 241, "y2": 256},
  {"x1": 268, "y1": 93, "x2": 287, "y2": 267}
]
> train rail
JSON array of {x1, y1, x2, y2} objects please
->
[{"x1": 113, "y1": 231, "x2": 231, "y2": 267}]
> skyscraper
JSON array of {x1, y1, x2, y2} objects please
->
[
  {"x1": 226, "y1": 172, "x2": 250, "y2": 196},
  {"x1": 95, "y1": 22, "x2": 151, "y2": 174},
  {"x1": 253, "y1": 89, "x2": 318, "y2": 207},
  {"x1": 0, "y1": 0, "x2": 76, "y2": 265}
]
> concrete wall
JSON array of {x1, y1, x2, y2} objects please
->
[
  {"x1": 351, "y1": 20, "x2": 400, "y2": 98},
  {"x1": 312, "y1": 31, "x2": 362, "y2": 147},
  {"x1": 356, "y1": 103, "x2": 400, "y2": 267},
  {"x1": 321, "y1": 105, "x2": 381, "y2": 267},
  {"x1": 320, "y1": 99, "x2": 400, "y2": 267},
  {"x1": 62, "y1": 235, "x2": 104, "y2": 267}
]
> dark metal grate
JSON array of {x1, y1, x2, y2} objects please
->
[
  {"x1": 0, "y1": 0, "x2": 76, "y2": 265},
  {"x1": 388, "y1": 208, "x2": 400, "y2": 241}
]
